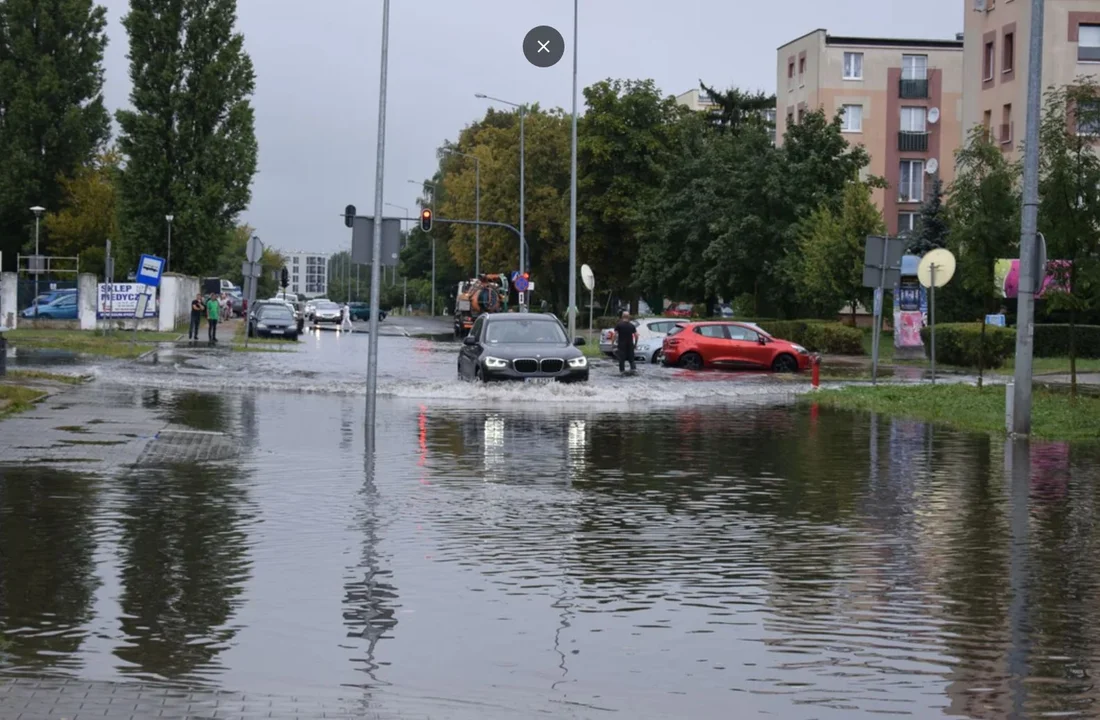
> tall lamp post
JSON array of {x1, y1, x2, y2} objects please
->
[
  {"x1": 385, "y1": 202, "x2": 409, "y2": 311},
  {"x1": 439, "y1": 148, "x2": 480, "y2": 276},
  {"x1": 409, "y1": 179, "x2": 437, "y2": 316},
  {"x1": 475, "y1": 93, "x2": 526, "y2": 279},
  {"x1": 165, "y1": 214, "x2": 174, "y2": 272},
  {"x1": 567, "y1": 0, "x2": 579, "y2": 340},
  {"x1": 30, "y1": 206, "x2": 45, "y2": 317}
]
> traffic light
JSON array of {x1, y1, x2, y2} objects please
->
[
  {"x1": 344, "y1": 204, "x2": 356, "y2": 228},
  {"x1": 420, "y1": 207, "x2": 433, "y2": 232},
  {"x1": 280, "y1": 266, "x2": 289, "y2": 289}
]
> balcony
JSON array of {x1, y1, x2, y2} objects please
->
[
  {"x1": 899, "y1": 78, "x2": 929, "y2": 99},
  {"x1": 898, "y1": 131, "x2": 929, "y2": 152}
]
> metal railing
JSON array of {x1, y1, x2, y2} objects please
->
[
  {"x1": 899, "y1": 78, "x2": 929, "y2": 99},
  {"x1": 898, "y1": 131, "x2": 929, "y2": 152}
]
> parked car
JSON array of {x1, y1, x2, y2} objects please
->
[
  {"x1": 348, "y1": 302, "x2": 386, "y2": 321},
  {"x1": 248, "y1": 303, "x2": 300, "y2": 340},
  {"x1": 458, "y1": 313, "x2": 589, "y2": 383},
  {"x1": 21, "y1": 292, "x2": 79, "y2": 319},
  {"x1": 310, "y1": 300, "x2": 343, "y2": 327},
  {"x1": 634, "y1": 335, "x2": 666, "y2": 364},
  {"x1": 661, "y1": 321, "x2": 813, "y2": 373},
  {"x1": 666, "y1": 302, "x2": 694, "y2": 318},
  {"x1": 226, "y1": 291, "x2": 245, "y2": 318},
  {"x1": 599, "y1": 317, "x2": 681, "y2": 357}
]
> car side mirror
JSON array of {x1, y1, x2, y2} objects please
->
[
  {"x1": 463, "y1": 335, "x2": 478, "y2": 346},
  {"x1": 758, "y1": 336, "x2": 767, "y2": 345},
  {"x1": 573, "y1": 336, "x2": 586, "y2": 346}
]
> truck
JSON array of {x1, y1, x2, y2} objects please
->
[{"x1": 454, "y1": 273, "x2": 510, "y2": 338}]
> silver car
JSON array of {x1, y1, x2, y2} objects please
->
[
  {"x1": 311, "y1": 300, "x2": 343, "y2": 326},
  {"x1": 599, "y1": 318, "x2": 681, "y2": 357}
]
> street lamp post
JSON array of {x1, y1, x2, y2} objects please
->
[
  {"x1": 475, "y1": 93, "x2": 526, "y2": 281},
  {"x1": 439, "y1": 148, "x2": 479, "y2": 276},
  {"x1": 409, "y1": 179, "x2": 437, "y2": 316},
  {"x1": 385, "y1": 202, "x2": 409, "y2": 313},
  {"x1": 567, "y1": 0, "x2": 579, "y2": 340},
  {"x1": 165, "y1": 214, "x2": 174, "y2": 272},
  {"x1": 30, "y1": 206, "x2": 45, "y2": 318}
]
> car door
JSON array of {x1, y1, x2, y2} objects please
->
[
  {"x1": 459, "y1": 316, "x2": 485, "y2": 377},
  {"x1": 692, "y1": 324, "x2": 730, "y2": 365},
  {"x1": 51, "y1": 294, "x2": 78, "y2": 319},
  {"x1": 725, "y1": 324, "x2": 770, "y2": 369}
]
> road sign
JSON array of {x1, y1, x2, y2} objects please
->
[
  {"x1": 246, "y1": 235, "x2": 264, "y2": 263},
  {"x1": 511, "y1": 271, "x2": 520, "y2": 283},
  {"x1": 514, "y1": 275, "x2": 529, "y2": 292},
  {"x1": 136, "y1": 254, "x2": 165, "y2": 288},
  {"x1": 986, "y1": 314, "x2": 1006, "y2": 326},
  {"x1": 241, "y1": 261, "x2": 261, "y2": 278},
  {"x1": 518, "y1": 291, "x2": 526, "y2": 306},
  {"x1": 862, "y1": 236, "x2": 904, "y2": 289},
  {"x1": 581, "y1": 264, "x2": 595, "y2": 291},
  {"x1": 527, "y1": 282, "x2": 535, "y2": 293},
  {"x1": 351, "y1": 216, "x2": 401, "y2": 265}
]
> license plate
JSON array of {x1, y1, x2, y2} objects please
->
[
  {"x1": 270, "y1": 329, "x2": 284, "y2": 335},
  {"x1": 525, "y1": 377, "x2": 555, "y2": 385}
]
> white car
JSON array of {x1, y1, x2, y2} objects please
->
[
  {"x1": 599, "y1": 318, "x2": 681, "y2": 357},
  {"x1": 633, "y1": 336, "x2": 666, "y2": 364}
]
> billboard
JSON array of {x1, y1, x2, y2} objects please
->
[
  {"x1": 97, "y1": 283, "x2": 158, "y2": 318},
  {"x1": 994, "y1": 259, "x2": 1071, "y2": 299}
]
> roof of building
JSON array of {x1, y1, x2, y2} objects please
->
[{"x1": 778, "y1": 28, "x2": 963, "y2": 51}]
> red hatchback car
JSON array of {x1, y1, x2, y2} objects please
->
[{"x1": 662, "y1": 321, "x2": 813, "y2": 372}]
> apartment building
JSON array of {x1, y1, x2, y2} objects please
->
[
  {"x1": 675, "y1": 88, "x2": 778, "y2": 142},
  {"x1": 963, "y1": 0, "x2": 1100, "y2": 153},
  {"x1": 281, "y1": 250, "x2": 329, "y2": 298},
  {"x1": 776, "y1": 29, "x2": 965, "y2": 235}
]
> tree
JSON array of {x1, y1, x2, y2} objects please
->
[
  {"x1": 0, "y1": 0, "x2": 111, "y2": 268},
  {"x1": 1037, "y1": 79, "x2": 1100, "y2": 398},
  {"x1": 43, "y1": 148, "x2": 121, "y2": 277},
  {"x1": 950, "y1": 126, "x2": 1021, "y2": 387},
  {"x1": 578, "y1": 79, "x2": 684, "y2": 312},
  {"x1": 698, "y1": 82, "x2": 776, "y2": 136},
  {"x1": 115, "y1": 0, "x2": 257, "y2": 276},
  {"x1": 909, "y1": 176, "x2": 949, "y2": 255}
]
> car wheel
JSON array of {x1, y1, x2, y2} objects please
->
[
  {"x1": 474, "y1": 366, "x2": 485, "y2": 383},
  {"x1": 651, "y1": 350, "x2": 662, "y2": 364},
  {"x1": 771, "y1": 353, "x2": 799, "y2": 373},
  {"x1": 680, "y1": 352, "x2": 704, "y2": 370}
]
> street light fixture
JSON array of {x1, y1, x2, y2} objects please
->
[
  {"x1": 567, "y1": 0, "x2": 580, "y2": 341},
  {"x1": 476, "y1": 93, "x2": 527, "y2": 283},
  {"x1": 165, "y1": 214, "x2": 174, "y2": 272},
  {"x1": 30, "y1": 206, "x2": 45, "y2": 318},
  {"x1": 438, "y1": 147, "x2": 480, "y2": 276}
]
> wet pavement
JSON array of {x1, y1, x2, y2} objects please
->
[{"x1": 2, "y1": 324, "x2": 1099, "y2": 719}]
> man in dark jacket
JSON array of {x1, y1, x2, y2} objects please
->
[
  {"x1": 612, "y1": 311, "x2": 639, "y2": 375},
  {"x1": 189, "y1": 294, "x2": 204, "y2": 340}
]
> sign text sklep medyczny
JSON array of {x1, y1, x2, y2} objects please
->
[{"x1": 97, "y1": 283, "x2": 158, "y2": 319}]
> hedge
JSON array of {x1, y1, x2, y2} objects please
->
[
  {"x1": 919, "y1": 323, "x2": 1016, "y2": 368},
  {"x1": 1033, "y1": 324, "x2": 1100, "y2": 358},
  {"x1": 754, "y1": 320, "x2": 865, "y2": 355}
]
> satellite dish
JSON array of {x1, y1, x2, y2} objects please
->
[
  {"x1": 926, "y1": 158, "x2": 939, "y2": 174},
  {"x1": 917, "y1": 248, "x2": 956, "y2": 288},
  {"x1": 581, "y1": 264, "x2": 595, "y2": 291},
  {"x1": 928, "y1": 107, "x2": 940, "y2": 124}
]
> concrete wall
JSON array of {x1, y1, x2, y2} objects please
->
[
  {"x1": 0, "y1": 272, "x2": 16, "y2": 329},
  {"x1": 78, "y1": 273, "x2": 97, "y2": 330},
  {"x1": 161, "y1": 274, "x2": 199, "y2": 332}
]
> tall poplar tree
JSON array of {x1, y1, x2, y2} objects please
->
[
  {"x1": 0, "y1": 0, "x2": 110, "y2": 268},
  {"x1": 115, "y1": 0, "x2": 257, "y2": 275}
]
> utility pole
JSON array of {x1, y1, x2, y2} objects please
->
[
  {"x1": 30, "y1": 206, "x2": 44, "y2": 317},
  {"x1": 1011, "y1": 0, "x2": 1046, "y2": 437},
  {"x1": 165, "y1": 214, "x2": 174, "y2": 272},
  {"x1": 567, "y1": 0, "x2": 579, "y2": 339},
  {"x1": 365, "y1": 0, "x2": 390, "y2": 439}
]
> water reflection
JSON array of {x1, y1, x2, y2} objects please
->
[{"x1": 0, "y1": 468, "x2": 100, "y2": 672}]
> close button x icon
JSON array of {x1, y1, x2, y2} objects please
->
[{"x1": 537, "y1": 40, "x2": 550, "y2": 53}]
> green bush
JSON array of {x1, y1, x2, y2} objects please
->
[
  {"x1": 756, "y1": 320, "x2": 865, "y2": 355},
  {"x1": 919, "y1": 323, "x2": 1015, "y2": 368},
  {"x1": 1033, "y1": 324, "x2": 1100, "y2": 358}
]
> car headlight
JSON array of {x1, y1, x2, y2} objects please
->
[
  {"x1": 568, "y1": 356, "x2": 588, "y2": 368},
  {"x1": 484, "y1": 356, "x2": 508, "y2": 369},
  {"x1": 257, "y1": 323, "x2": 268, "y2": 330},
  {"x1": 792, "y1": 344, "x2": 808, "y2": 354}
]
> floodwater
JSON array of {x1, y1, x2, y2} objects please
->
[{"x1": 1, "y1": 328, "x2": 1099, "y2": 718}]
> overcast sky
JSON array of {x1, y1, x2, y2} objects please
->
[{"x1": 96, "y1": 0, "x2": 962, "y2": 255}]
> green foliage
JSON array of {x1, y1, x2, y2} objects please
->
[
  {"x1": 755, "y1": 320, "x2": 864, "y2": 355},
  {"x1": 697, "y1": 82, "x2": 776, "y2": 135},
  {"x1": 43, "y1": 149, "x2": 121, "y2": 277},
  {"x1": 1033, "y1": 324, "x2": 1100, "y2": 358},
  {"x1": 0, "y1": 0, "x2": 110, "y2": 268},
  {"x1": 919, "y1": 323, "x2": 1016, "y2": 368},
  {"x1": 908, "y1": 176, "x2": 949, "y2": 255},
  {"x1": 115, "y1": 0, "x2": 257, "y2": 276}
]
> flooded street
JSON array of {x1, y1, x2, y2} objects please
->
[{"x1": 2, "y1": 327, "x2": 1099, "y2": 718}]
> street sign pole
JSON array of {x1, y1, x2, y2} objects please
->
[
  {"x1": 871, "y1": 236, "x2": 890, "y2": 386},
  {"x1": 931, "y1": 264, "x2": 937, "y2": 384},
  {"x1": 366, "y1": 0, "x2": 391, "y2": 443}
]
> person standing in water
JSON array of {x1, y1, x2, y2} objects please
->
[
  {"x1": 189, "y1": 293, "x2": 204, "y2": 340},
  {"x1": 206, "y1": 293, "x2": 220, "y2": 343},
  {"x1": 612, "y1": 311, "x2": 639, "y2": 375}
]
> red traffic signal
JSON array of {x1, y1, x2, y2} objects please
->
[{"x1": 420, "y1": 208, "x2": 433, "y2": 232}]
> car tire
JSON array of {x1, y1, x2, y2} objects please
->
[
  {"x1": 680, "y1": 352, "x2": 704, "y2": 370},
  {"x1": 651, "y1": 350, "x2": 662, "y2": 364},
  {"x1": 474, "y1": 366, "x2": 486, "y2": 383},
  {"x1": 771, "y1": 353, "x2": 799, "y2": 373}
]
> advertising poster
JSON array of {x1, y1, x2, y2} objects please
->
[
  {"x1": 994, "y1": 258, "x2": 1071, "y2": 299},
  {"x1": 97, "y1": 283, "x2": 158, "y2": 319}
]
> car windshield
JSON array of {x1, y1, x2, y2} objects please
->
[
  {"x1": 485, "y1": 319, "x2": 567, "y2": 344},
  {"x1": 316, "y1": 302, "x2": 340, "y2": 311},
  {"x1": 259, "y1": 307, "x2": 293, "y2": 321}
]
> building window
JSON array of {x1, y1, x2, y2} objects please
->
[
  {"x1": 901, "y1": 107, "x2": 927, "y2": 132},
  {"x1": 843, "y1": 52, "x2": 863, "y2": 80},
  {"x1": 798, "y1": 57, "x2": 806, "y2": 85},
  {"x1": 902, "y1": 54, "x2": 928, "y2": 80},
  {"x1": 787, "y1": 60, "x2": 795, "y2": 89},
  {"x1": 293, "y1": 257, "x2": 299, "y2": 265},
  {"x1": 983, "y1": 109, "x2": 993, "y2": 139},
  {"x1": 899, "y1": 160, "x2": 925, "y2": 203},
  {"x1": 898, "y1": 212, "x2": 918, "y2": 235},
  {"x1": 1076, "y1": 100, "x2": 1100, "y2": 135},
  {"x1": 1001, "y1": 103, "x2": 1013, "y2": 143},
  {"x1": 1003, "y1": 32, "x2": 1015, "y2": 72},
  {"x1": 841, "y1": 104, "x2": 863, "y2": 132},
  {"x1": 786, "y1": 110, "x2": 794, "y2": 126},
  {"x1": 983, "y1": 41, "x2": 995, "y2": 81},
  {"x1": 1079, "y1": 24, "x2": 1100, "y2": 62}
]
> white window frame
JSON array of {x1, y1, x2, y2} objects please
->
[
  {"x1": 843, "y1": 52, "x2": 864, "y2": 80},
  {"x1": 899, "y1": 160, "x2": 925, "y2": 203},
  {"x1": 983, "y1": 41, "x2": 995, "y2": 81},
  {"x1": 900, "y1": 107, "x2": 927, "y2": 133},
  {"x1": 840, "y1": 104, "x2": 863, "y2": 133},
  {"x1": 1079, "y1": 25, "x2": 1100, "y2": 62},
  {"x1": 902, "y1": 54, "x2": 928, "y2": 80},
  {"x1": 898, "y1": 212, "x2": 918, "y2": 234}
]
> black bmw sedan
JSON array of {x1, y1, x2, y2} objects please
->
[{"x1": 458, "y1": 314, "x2": 589, "y2": 383}]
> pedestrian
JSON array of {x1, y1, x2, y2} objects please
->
[
  {"x1": 206, "y1": 293, "x2": 220, "y2": 343},
  {"x1": 612, "y1": 311, "x2": 639, "y2": 375},
  {"x1": 189, "y1": 293, "x2": 204, "y2": 340}
]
